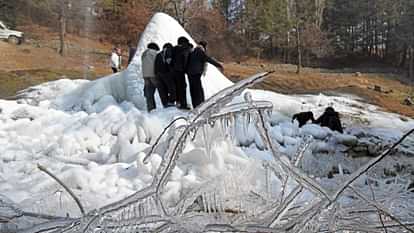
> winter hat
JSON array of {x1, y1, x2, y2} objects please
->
[
  {"x1": 147, "y1": 42, "x2": 160, "y2": 51},
  {"x1": 177, "y1": 36, "x2": 189, "y2": 45},
  {"x1": 163, "y1": 43, "x2": 173, "y2": 49},
  {"x1": 199, "y1": 41, "x2": 207, "y2": 50}
]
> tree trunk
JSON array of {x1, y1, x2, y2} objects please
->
[
  {"x1": 400, "y1": 45, "x2": 408, "y2": 68},
  {"x1": 296, "y1": 22, "x2": 302, "y2": 74},
  {"x1": 285, "y1": 31, "x2": 291, "y2": 63},
  {"x1": 409, "y1": 46, "x2": 414, "y2": 79},
  {"x1": 59, "y1": 1, "x2": 66, "y2": 56}
]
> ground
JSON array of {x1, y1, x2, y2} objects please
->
[
  {"x1": 224, "y1": 62, "x2": 414, "y2": 118},
  {"x1": 0, "y1": 24, "x2": 111, "y2": 98},
  {"x1": 0, "y1": 24, "x2": 413, "y2": 118}
]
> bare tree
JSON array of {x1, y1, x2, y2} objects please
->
[
  {"x1": 58, "y1": 0, "x2": 68, "y2": 56},
  {"x1": 296, "y1": 21, "x2": 301, "y2": 74}
]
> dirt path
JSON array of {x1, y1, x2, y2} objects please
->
[{"x1": 224, "y1": 63, "x2": 414, "y2": 118}]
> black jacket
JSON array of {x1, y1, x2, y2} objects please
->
[
  {"x1": 154, "y1": 47, "x2": 173, "y2": 75},
  {"x1": 172, "y1": 44, "x2": 192, "y2": 72},
  {"x1": 314, "y1": 110, "x2": 343, "y2": 133},
  {"x1": 128, "y1": 47, "x2": 137, "y2": 64},
  {"x1": 187, "y1": 47, "x2": 222, "y2": 76}
]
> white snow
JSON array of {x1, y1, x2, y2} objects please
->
[{"x1": 1, "y1": 12, "x2": 414, "y2": 231}]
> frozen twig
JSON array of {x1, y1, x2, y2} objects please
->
[
  {"x1": 332, "y1": 128, "x2": 414, "y2": 202},
  {"x1": 37, "y1": 164, "x2": 85, "y2": 216},
  {"x1": 368, "y1": 182, "x2": 388, "y2": 233},
  {"x1": 349, "y1": 186, "x2": 414, "y2": 233},
  {"x1": 143, "y1": 116, "x2": 188, "y2": 164}
]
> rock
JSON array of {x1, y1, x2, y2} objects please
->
[
  {"x1": 355, "y1": 72, "x2": 362, "y2": 77},
  {"x1": 403, "y1": 97, "x2": 414, "y2": 106},
  {"x1": 374, "y1": 85, "x2": 382, "y2": 92},
  {"x1": 336, "y1": 134, "x2": 358, "y2": 147}
]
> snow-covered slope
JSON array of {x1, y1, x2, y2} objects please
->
[{"x1": 1, "y1": 13, "x2": 414, "y2": 231}]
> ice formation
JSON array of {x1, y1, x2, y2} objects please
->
[{"x1": 1, "y1": 12, "x2": 414, "y2": 233}]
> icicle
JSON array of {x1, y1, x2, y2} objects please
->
[
  {"x1": 265, "y1": 163, "x2": 271, "y2": 198},
  {"x1": 208, "y1": 118, "x2": 216, "y2": 128},
  {"x1": 212, "y1": 192, "x2": 217, "y2": 214},
  {"x1": 202, "y1": 192, "x2": 208, "y2": 213},
  {"x1": 246, "y1": 112, "x2": 251, "y2": 125}
]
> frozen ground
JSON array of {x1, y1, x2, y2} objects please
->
[{"x1": 1, "y1": 13, "x2": 414, "y2": 232}]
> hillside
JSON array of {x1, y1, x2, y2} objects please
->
[
  {"x1": 1, "y1": 23, "x2": 413, "y2": 118},
  {"x1": 0, "y1": 24, "x2": 112, "y2": 98}
]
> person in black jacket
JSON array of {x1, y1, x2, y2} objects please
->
[
  {"x1": 172, "y1": 36, "x2": 192, "y2": 110},
  {"x1": 314, "y1": 107, "x2": 344, "y2": 133},
  {"x1": 292, "y1": 111, "x2": 315, "y2": 127},
  {"x1": 127, "y1": 40, "x2": 137, "y2": 65},
  {"x1": 186, "y1": 41, "x2": 223, "y2": 108},
  {"x1": 154, "y1": 43, "x2": 175, "y2": 106}
]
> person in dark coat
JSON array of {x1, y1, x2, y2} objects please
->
[
  {"x1": 154, "y1": 43, "x2": 176, "y2": 106},
  {"x1": 186, "y1": 41, "x2": 223, "y2": 108},
  {"x1": 314, "y1": 107, "x2": 344, "y2": 133},
  {"x1": 171, "y1": 36, "x2": 192, "y2": 110},
  {"x1": 292, "y1": 111, "x2": 315, "y2": 127},
  {"x1": 127, "y1": 40, "x2": 137, "y2": 65}
]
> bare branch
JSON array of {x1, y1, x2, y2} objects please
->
[{"x1": 37, "y1": 164, "x2": 85, "y2": 216}]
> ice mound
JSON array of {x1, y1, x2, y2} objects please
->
[{"x1": 51, "y1": 12, "x2": 232, "y2": 113}]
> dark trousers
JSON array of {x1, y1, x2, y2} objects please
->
[
  {"x1": 173, "y1": 71, "x2": 187, "y2": 108},
  {"x1": 143, "y1": 77, "x2": 169, "y2": 112},
  {"x1": 158, "y1": 72, "x2": 176, "y2": 104},
  {"x1": 188, "y1": 73, "x2": 205, "y2": 108},
  {"x1": 112, "y1": 67, "x2": 118, "y2": 73}
]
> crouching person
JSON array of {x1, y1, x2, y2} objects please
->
[
  {"x1": 141, "y1": 42, "x2": 167, "y2": 112},
  {"x1": 292, "y1": 111, "x2": 315, "y2": 127},
  {"x1": 314, "y1": 107, "x2": 344, "y2": 133}
]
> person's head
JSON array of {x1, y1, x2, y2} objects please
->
[
  {"x1": 116, "y1": 47, "x2": 121, "y2": 55},
  {"x1": 177, "y1": 36, "x2": 189, "y2": 46},
  {"x1": 163, "y1": 43, "x2": 173, "y2": 50},
  {"x1": 199, "y1": 41, "x2": 207, "y2": 50},
  {"x1": 147, "y1": 42, "x2": 160, "y2": 51},
  {"x1": 325, "y1": 107, "x2": 335, "y2": 114}
]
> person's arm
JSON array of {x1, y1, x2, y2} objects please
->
[
  {"x1": 314, "y1": 115, "x2": 323, "y2": 124},
  {"x1": 203, "y1": 51, "x2": 223, "y2": 70}
]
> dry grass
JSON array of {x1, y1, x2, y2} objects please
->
[{"x1": 224, "y1": 62, "x2": 414, "y2": 118}]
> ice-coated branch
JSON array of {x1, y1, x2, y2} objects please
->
[
  {"x1": 143, "y1": 116, "x2": 188, "y2": 164},
  {"x1": 37, "y1": 164, "x2": 85, "y2": 216},
  {"x1": 349, "y1": 186, "x2": 414, "y2": 233},
  {"x1": 269, "y1": 185, "x2": 303, "y2": 227},
  {"x1": 332, "y1": 128, "x2": 414, "y2": 203},
  {"x1": 368, "y1": 182, "x2": 388, "y2": 233},
  {"x1": 19, "y1": 219, "x2": 77, "y2": 233},
  {"x1": 255, "y1": 110, "x2": 332, "y2": 201},
  {"x1": 153, "y1": 72, "x2": 273, "y2": 195}
]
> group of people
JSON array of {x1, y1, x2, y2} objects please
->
[
  {"x1": 141, "y1": 36, "x2": 223, "y2": 112},
  {"x1": 292, "y1": 107, "x2": 344, "y2": 133},
  {"x1": 109, "y1": 37, "x2": 223, "y2": 112}
]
